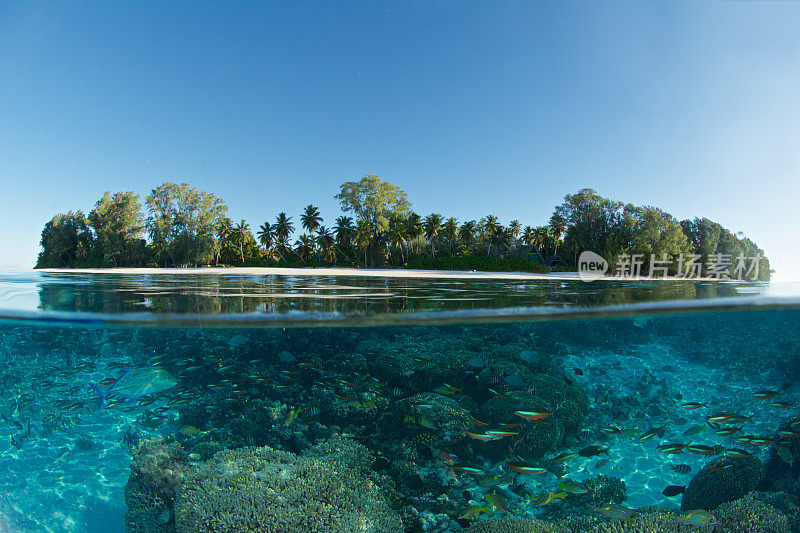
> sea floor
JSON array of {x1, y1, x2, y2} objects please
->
[{"x1": 0, "y1": 321, "x2": 793, "y2": 532}]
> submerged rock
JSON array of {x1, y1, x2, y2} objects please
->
[{"x1": 681, "y1": 455, "x2": 764, "y2": 511}]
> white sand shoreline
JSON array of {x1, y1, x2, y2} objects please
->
[{"x1": 36, "y1": 266, "x2": 701, "y2": 281}]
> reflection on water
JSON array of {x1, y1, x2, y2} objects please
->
[{"x1": 0, "y1": 271, "x2": 773, "y2": 319}]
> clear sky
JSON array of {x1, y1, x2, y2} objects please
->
[{"x1": 1, "y1": 1, "x2": 799, "y2": 279}]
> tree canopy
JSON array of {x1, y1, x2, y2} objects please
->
[{"x1": 34, "y1": 180, "x2": 771, "y2": 280}]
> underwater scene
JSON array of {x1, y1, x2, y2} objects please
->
[{"x1": 1, "y1": 273, "x2": 800, "y2": 532}]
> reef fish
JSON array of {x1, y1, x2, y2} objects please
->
[
  {"x1": 532, "y1": 491, "x2": 565, "y2": 506},
  {"x1": 466, "y1": 431, "x2": 503, "y2": 441},
  {"x1": 670, "y1": 464, "x2": 692, "y2": 474},
  {"x1": 485, "y1": 491, "x2": 509, "y2": 512},
  {"x1": 662, "y1": 485, "x2": 686, "y2": 497},
  {"x1": 753, "y1": 390, "x2": 778, "y2": 400},
  {"x1": 94, "y1": 368, "x2": 177, "y2": 408},
  {"x1": 579, "y1": 445, "x2": 608, "y2": 457},
  {"x1": 514, "y1": 410, "x2": 552, "y2": 421},
  {"x1": 686, "y1": 444, "x2": 722, "y2": 455},
  {"x1": 507, "y1": 460, "x2": 547, "y2": 475},
  {"x1": 458, "y1": 504, "x2": 491, "y2": 519},
  {"x1": 677, "y1": 509, "x2": 717, "y2": 526},
  {"x1": 639, "y1": 424, "x2": 667, "y2": 442},
  {"x1": 588, "y1": 504, "x2": 635, "y2": 520},
  {"x1": 680, "y1": 402, "x2": 707, "y2": 410}
]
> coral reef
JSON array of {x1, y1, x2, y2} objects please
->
[
  {"x1": 681, "y1": 456, "x2": 764, "y2": 511},
  {"x1": 715, "y1": 492, "x2": 791, "y2": 533},
  {"x1": 581, "y1": 507, "x2": 680, "y2": 533},
  {"x1": 129, "y1": 438, "x2": 188, "y2": 500},
  {"x1": 400, "y1": 392, "x2": 472, "y2": 446},
  {"x1": 124, "y1": 438, "x2": 188, "y2": 532},
  {"x1": 479, "y1": 374, "x2": 589, "y2": 458},
  {"x1": 174, "y1": 436, "x2": 403, "y2": 532},
  {"x1": 463, "y1": 518, "x2": 571, "y2": 533}
]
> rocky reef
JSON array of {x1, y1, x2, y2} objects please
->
[{"x1": 681, "y1": 456, "x2": 765, "y2": 511}]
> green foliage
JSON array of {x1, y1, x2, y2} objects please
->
[
  {"x1": 145, "y1": 182, "x2": 228, "y2": 267},
  {"x1": 35, "y1": 211, "x2": 95, "y2": 268},
  {"x1": 405, "y1": 255, "x2": 548, "y2": 273},
  {"x1": 88, "y1": 191, "x2": 145, "y2": 266},
  {"x1": 33, "y1": 180, "x2": 770, "y2": 280}
]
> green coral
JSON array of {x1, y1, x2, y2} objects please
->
[{"x1": 174, "y1": 436, "x2": 402, "y2": 532}]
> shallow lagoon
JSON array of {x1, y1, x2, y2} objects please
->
[{"x1": 1, "y1": 271, "x2": 799, "y2": 532}]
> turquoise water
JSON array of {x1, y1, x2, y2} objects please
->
[{"x1": 1, "y1": 271, "x2": 799, "y2": 532}]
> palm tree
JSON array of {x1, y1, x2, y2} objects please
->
[
  {"x1": 522, "y1": 226, "x2": 536, "y2": 247},
  {"x1": 273, "y1": 212, "x2": 294, "y2": 260},
  {"x1": 548, "y1": 213, "x2": 566, "y2": 256},
  {"x1": 301, "y1": 204, "x2": 323, "y2": 234},
  {"x1": 234, "y1": 219, "x2": 251, "y2": 263},
  {"x1": 491, "y1": 226, "x2": 512, "y2": 256},
  {"x1": 483, "y1": 215, "x2": 500, "y2": 255},
  {"x1": 405, "y1": 213, "x2": 423, "y2": 255},
  {"x1": 354, "y1": 219, "x2": 372, "y2": 266},
  {"x1": 388, "y1": 215, "x2": 408, "y2": 265},
  {"x1": 459, "y1": 220, "x2": 477, "y2": 253},
  {"x1": 214, "y1": 217, "x2": 233, "y2": 266},
  {"x1": 509, "y1": 220, "x2": 522, "y2": 240},
  {"x1": 442, "y1": 217, "x2": 458, "y2": 256},
  {"x1": 257, "y1": 222, "x2": 274, "y2": 251},
  {"x1": 294, "y1": 234, "x2": 314, "y2": 263},
  {"x1": 334, "y1": 216, "x2": 355, "y2": 247},
  {"x1": 316, "y1": 226, "x2": 335, "y2": 263},
  {"x1": 423, "y1": 213, "x2": 443, "y2": 259},
  {"x1": 534, "y1": 226, "x2": 550, "y2": 259}
]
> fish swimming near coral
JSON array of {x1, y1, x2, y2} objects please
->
[
  {"x1": 227, "y1": 334, "x2": 249, "y2": 346},
  {"x1": 579, "y1": 445, "x2": 608, "y2": 457},
  {"x1": 670, "y1": 464, "x2": 692, "y2": 474},
  {"x1": 532, "y1": 491, "x2": 565, "y2": 506},
  {"x1": 680, "y1": 402, "x2": 707, "y2": 410},
  {"x1": 639, "y1": 424, "x2": 667, "y2": 441},
  {"x1": 588, "y1": 503, "x2": 635, "y2": 520},
  {"x1": 458, "y1": 504, "x2": 491, "y2": 519},
  {"x1": 662, "y1": 485, "x2": 685, "y2": 497},
  {"x1": 506, "y1": 460, "x2": 547, "y2": 475},
  {"x1": 558, "y1": 479, "x2": 586, "y2": 494},
  {"x1": 93, "y1": 368, "x2": 177, "y2": 408},
  {"x1": 485, "y1": 491, "x2": 509, "y2": 512},
  {"x1": 676, "y1": 509, "x2": 716, "y2": 526}
]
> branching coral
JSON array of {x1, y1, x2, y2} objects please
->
[{"x1": 174, "y1": 436, "x2": 402, "y2": 532}]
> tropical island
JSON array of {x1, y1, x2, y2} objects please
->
[{"x1": 34, "y1": 174, "x2": 770, "y2": 281}]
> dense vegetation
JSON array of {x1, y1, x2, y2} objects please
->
[{"x1": 34, "y1": 175, "x2": 771, "y2": 280}]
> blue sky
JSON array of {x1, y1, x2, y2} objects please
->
[{"x1": 1, "y1": 1, "x2": 799, "y2": 279}]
